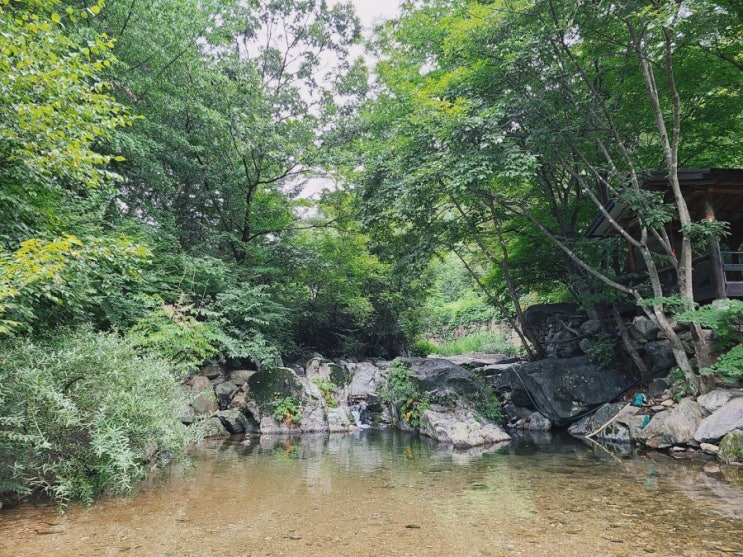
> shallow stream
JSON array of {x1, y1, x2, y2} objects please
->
[{"x1": 2, "y1": 430, "x2": 743, "y2": 557}]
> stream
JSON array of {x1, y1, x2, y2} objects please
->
[{"x1": 1, "y1": 430, "x2": 742, "y2": 557}]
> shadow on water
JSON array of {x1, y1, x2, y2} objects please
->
[{"x1": 2, "y1": 429, "x2": 743, "y2": 556}]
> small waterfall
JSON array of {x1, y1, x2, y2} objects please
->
[{"x1": 349, "y1": 402, "x2": 370, "y2": 428}]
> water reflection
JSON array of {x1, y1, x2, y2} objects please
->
[{"x1": 1, "y1": 430, "x2": 742, "y2": 557}]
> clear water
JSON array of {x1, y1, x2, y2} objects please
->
[{"x1": 1, "y1": 430, "x2": 742, "y2": 557}]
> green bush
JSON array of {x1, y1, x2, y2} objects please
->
[
  {"x1": 677, "y1": 300, "x2": 743, "y2": 384},
  {"x1": 272, "y1": 395, "x2": 302, "y2": 427},
  {"x1": 379, "y1": 359, "x2": 429, "y2": 428},
  {"x1": 0, "y1": 329, "x2": 197, "y2": 505},
  {"x1": 313, "y1": 378, "x2": 339, "y2": 408}
]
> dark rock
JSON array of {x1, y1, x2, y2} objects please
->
[
  {"x1": 527, "y1": 412, "x2": 552, "y2": 432},
  {"x1": 548, "y1": 329, "x2": 581, "y2": 358},
  {"x1": 404, "y1": 357, "x2": 483, "y2": 398},
  {"x1": 647, "y1": 378, "x2": 671, "y2": 399},
  {"x1": 214, "y1": 381, "x2": 238, "y2": 410},
  {"x1": 201, "y1": 363, "x2": 223, "y2": 379},
  {"x1": 492, "y1": 356, "x2": 635, "y2": 426},
  {"x1": 433, "y1": 353, "x2": 517, "y2": 370},
  {"x1": 202, "y1": 416, "x2": 229, "y2": 438},
  {"x1": 643, "y1": 341, "x2": 676, "y2": 376},
  {"x1": 568, "y1": 402, "x2": 637, "y2": 443},
  {"x1": 216, "y1": 408, "x2": 257, "y2": 434},
  {"x1": 580, "y1": 319, "x2": 603, "y2": 335}
]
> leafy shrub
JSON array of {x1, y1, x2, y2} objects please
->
[
  {"x1": 411, "y1": 339, "x2": 439, "y2": 357},
  {"x1": 313, "y1": 378, "x2": 338, "y2": 408},
  {"x1": 379, "y1": 359, "x2": 429, "y2": 428},
  {"x1": 677, "y1": 300, "x2": 743, "y2": 384},
  {"x1": 0, "y1": 328, "x2": 196, "y2": 505},
  {"x1": 272, "y1": 395, "x2": 302, "y2": 427},
  {"x1": 473, "y1": 384, "x2": 504, "y2": 423},
  {"x1": 126, "y1": 302, "x2": 222, "y2": 375}
]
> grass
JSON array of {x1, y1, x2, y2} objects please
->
[{"x1": 416, "y1": 330, "x2": 520, "y2": 357}]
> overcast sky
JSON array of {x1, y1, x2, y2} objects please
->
[{"x1": 336, "y1": 0, "x2": 401, "y2": 30}]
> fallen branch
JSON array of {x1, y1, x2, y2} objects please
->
[{"x1": 585, "y1": 403, "x2": 632, "y2": 439}]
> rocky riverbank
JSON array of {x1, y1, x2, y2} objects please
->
[{"x1": 181, "y1": 353, "x2": 743, "y2": 465}]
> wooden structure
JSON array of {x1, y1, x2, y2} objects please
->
[{"x1": 585, "y1": 168, "x2": 743, "y2": 302}]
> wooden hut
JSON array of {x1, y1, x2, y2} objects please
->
[{"x1": 585, "y1": 168, "x2": 743, "y2": 302}]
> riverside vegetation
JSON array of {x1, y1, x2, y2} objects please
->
[{"x1": 1, "y1": 0, "x2": 741, "y2": 507}]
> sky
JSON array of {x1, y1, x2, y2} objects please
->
[{"x1": 340, "y1": 0, "x2": 401, "y2": 30}]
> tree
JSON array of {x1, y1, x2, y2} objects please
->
[{"x1": 354, "y1": 0, "x2": 742, "y2": 390}]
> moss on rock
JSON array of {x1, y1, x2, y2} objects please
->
[{"x1": 718, "y1": 429, "x2": 743, "y2": 465}]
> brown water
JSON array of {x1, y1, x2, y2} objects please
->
[{"x1": 1, "y1": 430, "x2": 743, "y2": 557}]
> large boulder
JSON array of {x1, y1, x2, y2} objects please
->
[
  {"x1": 718, "y1": 430, "x2": 743, "y2": 464},
  {"x1": 694, "y1": 397, "x2": 743, "y2": 443},
  {"x1": 697, "y1": 389, "x2": 743, "y2": 416},
  {"x1": 491, "y1": 356, "x2": 635, "y2": 426},
  {"x1": 404, "y1": 357, "x2": 483, "y2": 399},
  {"x1": 431, "y1": 353, "x2": 517, "y2": 370},
  {"x1": 214, "y1": 381, "x2": 238, "y2": 410},
  {"x1": 419, "y1": 404, "x2": 511, "y2": 448},
  {"x1": 215, "y1": 408, "x2": 257, "y2": 435},
  {"x1": 635, "y1": 400, "x2": 703, "y2": 449},
  {"x1": 345, "y1": 362, "x2": 384, "y2": 402}
]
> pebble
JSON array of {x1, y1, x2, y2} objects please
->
[
  {"x1": 651, "y1": 405, "x2": 666, "y2": 412},
  {"x1": 661, "y1": 399, "x2": 675, "y2": 407}
]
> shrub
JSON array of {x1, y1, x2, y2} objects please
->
[
  {"x1": 379, "y1": 359, "x2": 429, "y2": 428},
  {"x1": 677, "y1": 300, "x2": 743, "y2": 384},
  {"x1": 313, "y1": 378, "x2": 338, "y2": 408},
  {"x1": 0, "y1": 328, "x2": 197, "y2": 505},
  {"x1": 272, "y1": 395, "x2": 302, "y2": 427}
]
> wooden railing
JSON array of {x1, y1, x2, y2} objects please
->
[{"x1": 655, "y1": 250, "x2": 743, "y2": 302}]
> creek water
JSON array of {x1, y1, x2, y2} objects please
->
[{"x1": 2, "y1": 430, "x2": 743, "y2": 557}]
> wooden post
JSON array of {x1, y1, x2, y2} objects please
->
[{"x1": 705, "y1": 190, "x2": 727, "y2": 300}]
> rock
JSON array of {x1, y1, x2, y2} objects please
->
[
  {"x1": 700, "y1": 443, "x2": 720, "y2": 455},
  {"x1": 229, "y1": 369, "x2": 257, "y2": 387},
  {"x1": 492, "y1": 356, "x2": 635, "y2": 426},
  {"x1": 628, "y1": 414, "x2": 650, "y2": 440},
  {"x1": 214, "y1": 381, "x2": 238, "y2": 410},
  {"x1": 229, "y1": 390, "x2": 247, "y2": 409},
  {"x1": 201, "y1": 416, "x2": 229, "y2": 438},
  {"x1": 527, "y1": 411, "x2": 552, "y2": 432},
  {"x1": 548, "y1": 329, "x2": 581, "y2": 358},
  {"x1": 568, "y1": 402, "x2": 637, "y2": 443},
  {"x1": 179, "y1": 404, "x2": 195, "y2": 425},
  {"x1": 201, "y1": 363, "x2": 223, "y2": 379},
  {"x1": 636, "y1": 400, "x2": 703, "y2": 449},
  {"x1": 306, "y1": 358, "x2": 347, "y2": 385},
  {"x1": 346, "y1": 362, "x2": 384, "y2": 402},
  {"x1": 435, "y1": 353, "x2": 518, "y2": 369},
  {"x1": 216, "y1": 408, "x2": 256, "y2": 434},
  {"x1": 404, "y1": 358, "x2": 483, "y2": 398},
  {"x1": 184, "y1": 374, "x2": 212, "y2": 393},
  {"x1": 661, "y1": 399, "x2": 675, "y2": 408},
  {"x1": 419, "y1": 405, "x2": 511, "y2": 448},
  {"x1": 259, "y1": 415, "x2": 298, "y2": 434},
  {"x1": 300, "y1": 403, "x2": 329, "y2": 433},
  {"x1": 191, "y1": 389, "x2": 219, "y2": 416},
  {"x1": 647, "y1": 378, "x2": 670, "y2": 399},
  {"x1": 697, "y1": 389, "x2": 743, "y2": 416},
  {"x1": 643, "y1": 341, "x2": 675, "y2": 376},
  {"x1": 718, "y1": 430, "x2": 743, "y2": 464},
  {"x1": 694, "y1": 398, "x2": 743, "y2": 443},
  {"x1": 631, "y1": 316, "x2": 659, "y2": 341},
  {"x1": 579, "y1": 319, "x2": 603, "y2": 336},
  {"x1": 327, "y1": 407, "x2": 353, "y2": 433}
]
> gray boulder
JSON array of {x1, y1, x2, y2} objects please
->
[
  {"x1": 697, "y1": 389, "x2": 743, "y2": 416},
  {"x1": 433, "y1": 353, "x2": 516, "y2": 370},
  {"x1": 636, "y1": 400, "x2": 703, "y2": 449},
  {"x1": 346, "y1": 362, "x2": 384, "y2": 402},
  {"x1": 420, "y1": 404, "x2": 511, "y2": 448},
  {"x1": 694, "y1": 397, "x2": 743, "y2": 443},
  {"x1": 327, "y1": 407, "x2": 354, "y2": 432},
  {"x1": 404, "y1": 357, "x2": 483, "y2": 398},
  {"x1": 643, "y1": 341, "x2": 675, "y2": 376},
  {"x1": 568, "y1": 402, "x2": 638, "y2": 443},
  {"x1": 201, "y1": 416, "x2": 230, "y2": 438},
  {"x1": 631, "y1": 316, "x2": 660, "y2": 341},
  {"x1": 228, "y1": 369, "x2": 257, "y2": 387}
]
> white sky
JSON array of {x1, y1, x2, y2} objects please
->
[{"x1": 337, "y1": 0, "x2": 401, "y2": 30}]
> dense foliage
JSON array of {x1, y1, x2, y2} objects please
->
[{"x1": 1, "y1": 0, "x2": 741, "y2": 503}]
